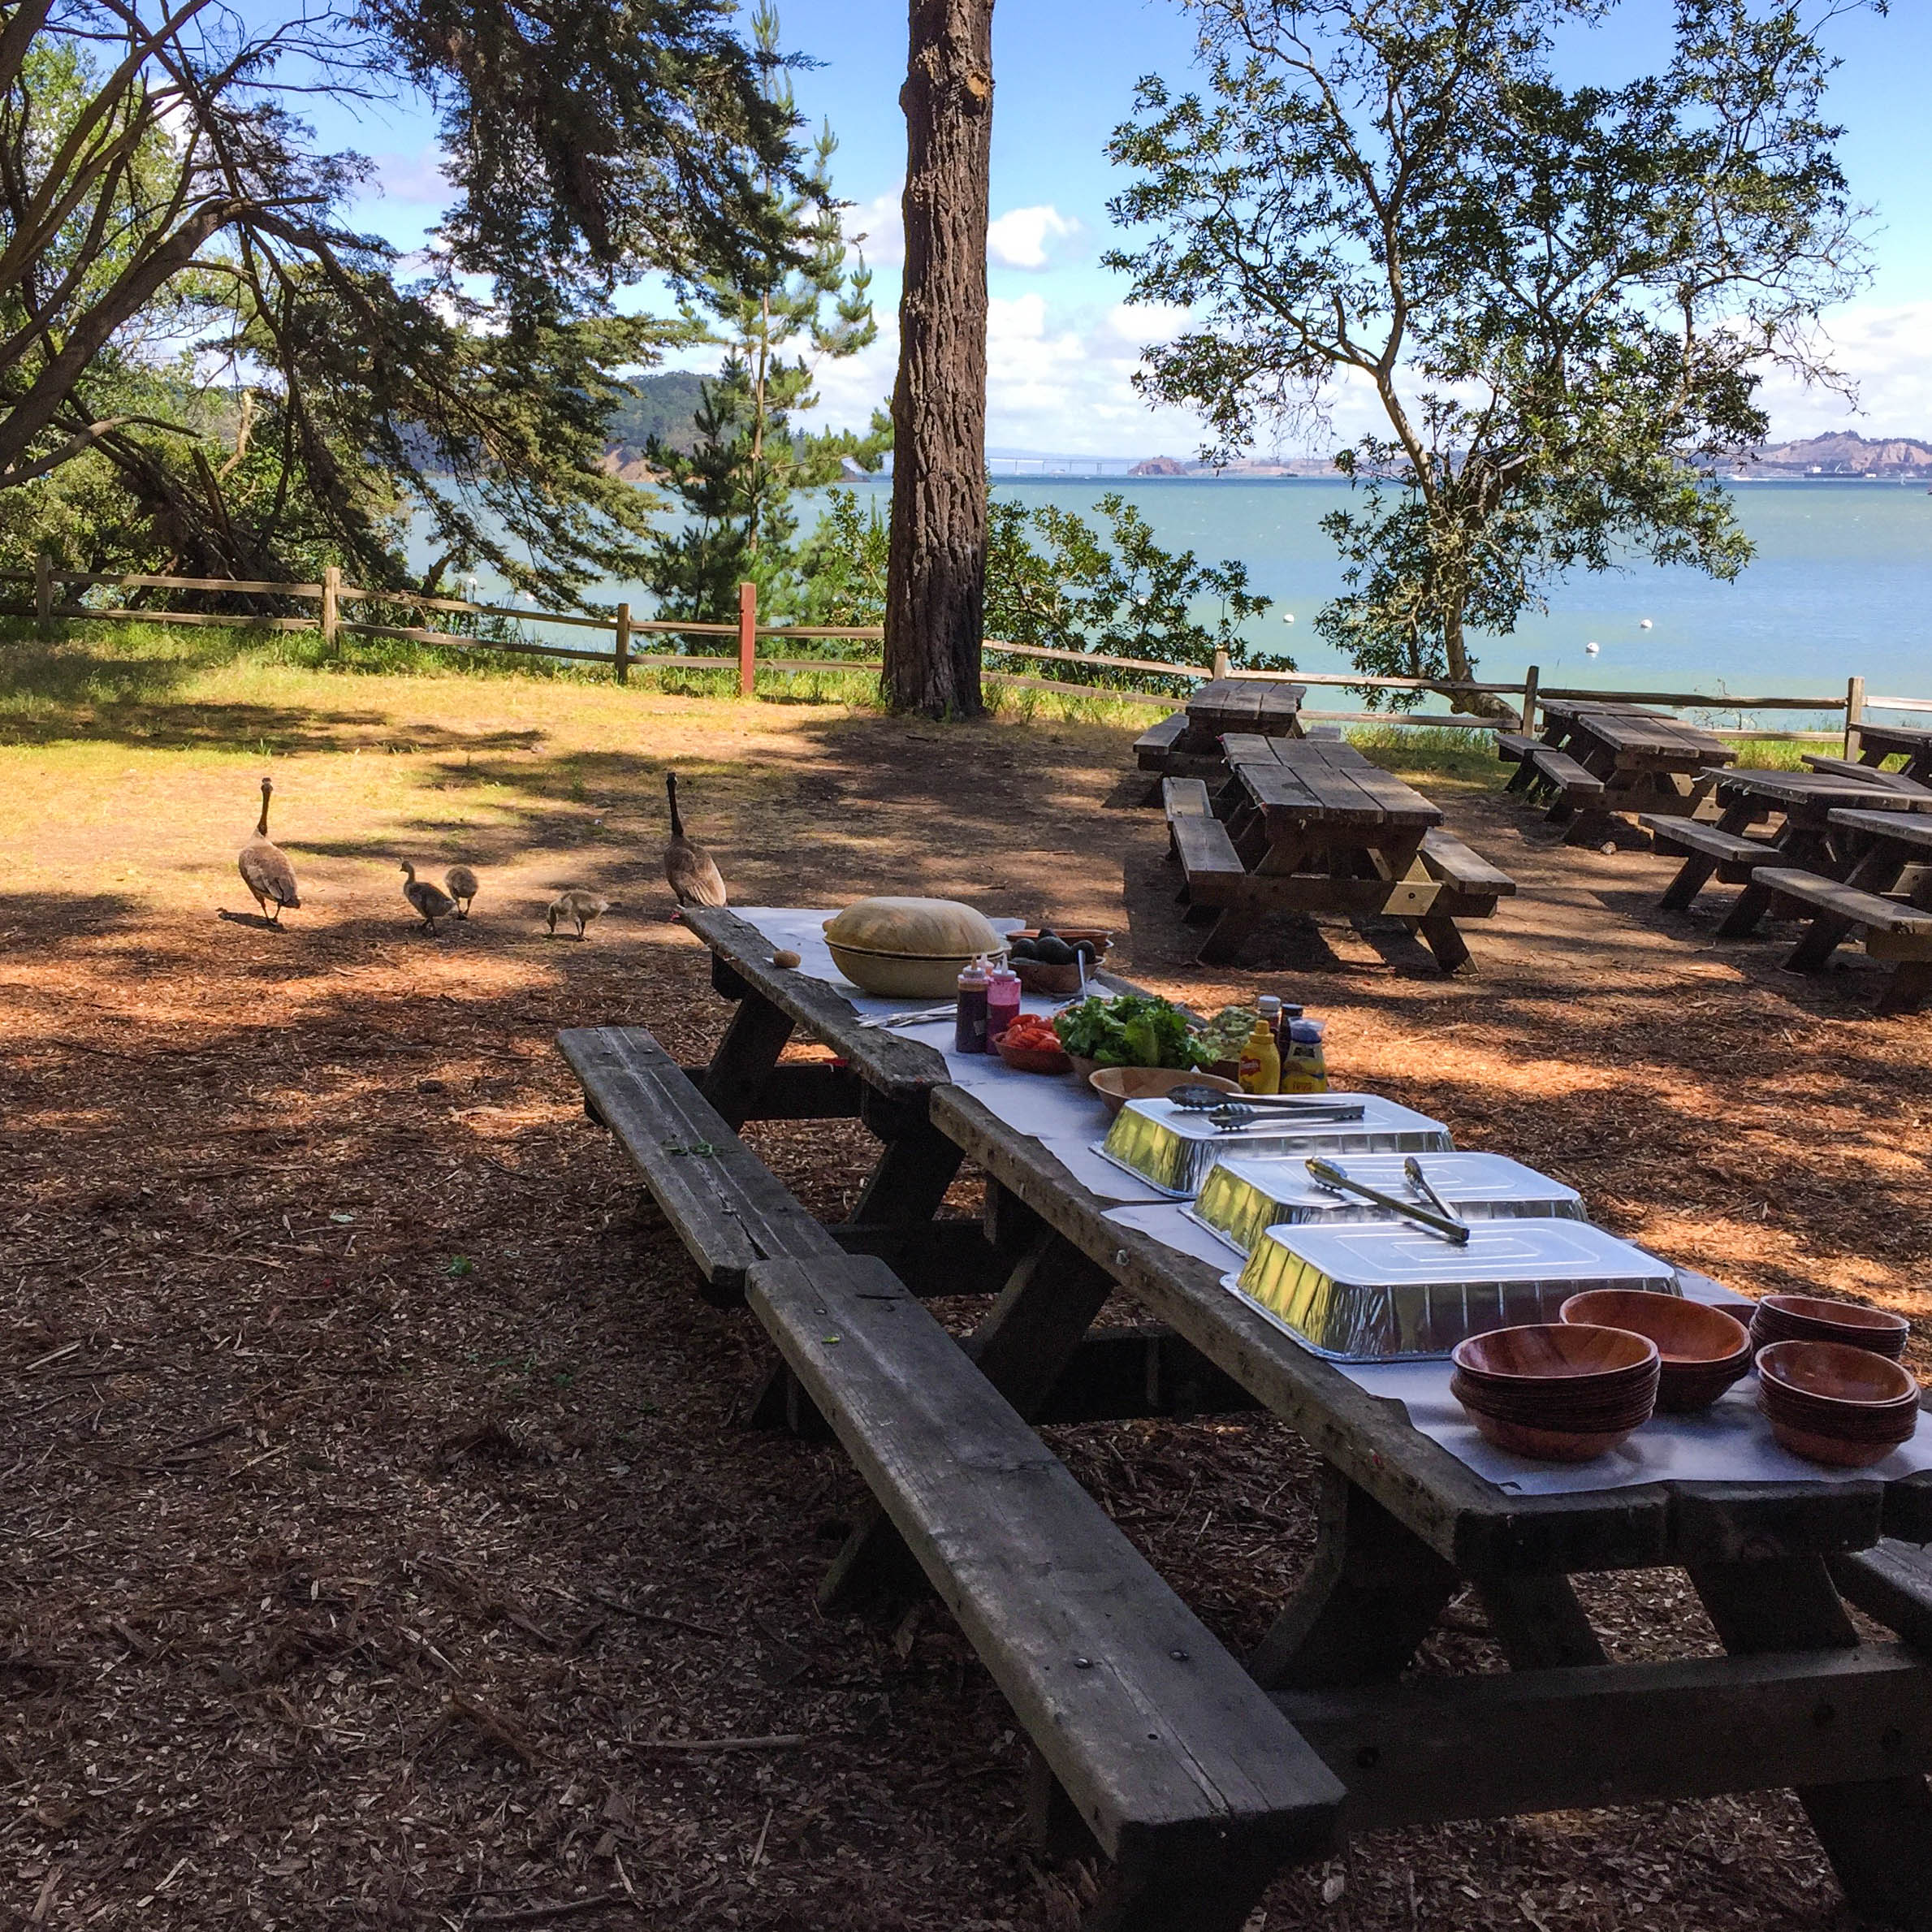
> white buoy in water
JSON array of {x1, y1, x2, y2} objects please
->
[
  {"x1": 1282, "y1": 612, "x2": 1294, "y2": 624},
  {"x1": 1585, "y1": 641, "x2": 1601, "y2": 655},
  {"x1": 1640, "y1": 618, "x2": 1653, "y2": 629}
]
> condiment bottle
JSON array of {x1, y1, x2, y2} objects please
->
[
  {"x1": 954, "y1": 955, "x2": 992, "y2": 1054},
  {"x1": 1280, "y1": 1016, "x2": 1329, "y2": 1092},
  {"x1": 1237, "y1": 1015, "x2": 1281, "y2": 1096},
  {"x1": 1257, "y1": 994, "x2": 1283, "y2": 1048},
  {"x1": 986, "y1": 960, "x2": 1022, "y2": 1044}
]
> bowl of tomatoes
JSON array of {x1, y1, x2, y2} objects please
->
[{"x1": 994, "y1": 1012, "x2": 1074, "y2": 1074}]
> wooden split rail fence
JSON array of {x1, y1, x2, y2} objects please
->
[{"x1": 3, "y1": 555, "x2": 1926, "y2": 744}]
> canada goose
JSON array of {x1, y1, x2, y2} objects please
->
[
  {"x1": 444, "y1": 865, "x2": 479, "y2": 918},
  {"x1": 663, "y1": 772, "x2": 727, "y2": 911},
  {"x1": 238, "y1": 776, "x2": 300, "y2": 925},
  {"x1": 546, "y1": 890, "x2": 610, "y2": 940},
  {"x1": 400, "y1": 860, "x2": 458, "y2": 933}
]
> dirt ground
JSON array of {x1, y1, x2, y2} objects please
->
[{"x1": 3, "y1": 645, "x2": 1930, "y2": 1931}]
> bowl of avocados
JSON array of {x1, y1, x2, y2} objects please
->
[{"x1": 1007, "y1": 927, "x2": 1111, "y2": 995}]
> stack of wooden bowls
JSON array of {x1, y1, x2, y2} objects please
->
[
  {"x1": 1748, "y1": 1294, "x2": 1908, "y2": 1362},
  {"x1": 1450, "y1": 1324, "x2": 1660, "y2": 1463},
  {"x1": 1756, "y1": 1341, "x2": 1921, "y2": 1468},
  {"x1": 1559, "y1": 1290, "x2": 1752, "y2": 1412}
]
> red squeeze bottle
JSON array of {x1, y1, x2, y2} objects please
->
[{"x1": 987, "y1": 962, "x2": 1022, "y2": 1044}]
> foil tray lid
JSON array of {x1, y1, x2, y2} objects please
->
[
  {"x1": 1231, "y1": 1219, "x2": 1679, "y2": 1361},
  {"x1": 1098, "y1": 1092, "x2": 1454, "y2": 1198},
  {"x1": 1252, "y1": 1217, "x2": 1673, "y2": 1290},
  {"x1": 1193, "y1": 1151, "x2": 1584, "y2": 1251}
]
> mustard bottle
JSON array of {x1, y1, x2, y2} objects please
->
[{"x1": 1237, "y1": 1016, "x2": 1281, "y2": 1096}]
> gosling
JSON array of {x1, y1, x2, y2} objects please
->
[
  {"x1": 444, "y1": 864, "x2": 479, "y2": 918},
  {"x1": 400, "y1": 860, "x2": 458, "y2": 933},
  {"x1": 546, "y1": 890, "x2": 610, "y2": 940}
]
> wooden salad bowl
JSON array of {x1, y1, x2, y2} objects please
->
[{"x1": 1559, "y1": 1290, "x2": 1751, "y2": 1412}]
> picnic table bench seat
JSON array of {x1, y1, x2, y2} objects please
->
[
  {"x1": 1134, "y1": 711, "x2": 1190, "y2": 772},
  {"x1": 1525, "y1": 746, "x2": 1614, "y2": 843},
  {"x1": 1164, "y1": 776, "x2": 1247, "y2": 921},
  {"x1": 1494, "y1": 731, "x2": 1537, "y2": 767},
  {"x1": 1639, "y1": 817, "x2": 1776, "y2": 910},
  {"x1": 1753, "y1": 867, "x2": 1932, "y2": 1016},
  {"x1": 558, "y1": 1021, "x2": 1344, "y2": 1927}
]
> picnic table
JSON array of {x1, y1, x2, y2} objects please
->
[
  {"x1": 560, "y1": 907, "x2": 1932, "y2": 1930},
  {"x1": 1134, "y1": 676, "x2": 1307, "y2": 793},
  {"x1": 1852, "y1": 720, "x2": 1932, "y2": 784},
  {"x1": 1165, "y1": 737, "x2": 1514, "y2": 970},
  {"x1": 1648, "y1": 767, "x2": 1932, "y2": 937},
  {"x1": 1501, "y1": 699, "x2": 1737, "y2": 845}
]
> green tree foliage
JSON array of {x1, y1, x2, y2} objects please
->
[
  {"x1": 644, "y1": 5, "x2": 887, "y2": 623},
  {"x1": 797, "y1": 486, "x2": 1277, "y2": 682},
  {"x1": 1106, "y1": 0, "x2": 1873, "y2": 711},
  {"x1": 0, "y1": 0, "x2": 803, "y2": 604}
]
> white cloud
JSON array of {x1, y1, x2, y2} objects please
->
[
  {"x1": 1755, "y1": 302, "x2": 1932, "y2": 439},
  {"x1": 368, "y1": 147, "x2": 450, "y2": 205},
  {"x1": 986, "y1": 205, "x2": 1082, "y2": 271},
  {"x1": 845, "y1": 188, "x2": 905, "y2": 270}
]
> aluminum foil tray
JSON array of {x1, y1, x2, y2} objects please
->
[
  {"x1": 1231, "y1": 1219, "x2": 1679, "y2": 1361},
  {"x1": 1097, "y1": 1094, "x2": 1452, "y2": 1199},
  {"x1": 1189, "y1": 1152, "x2": 1585, "y2": 1256}
]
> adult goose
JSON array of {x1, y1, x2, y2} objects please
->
[
  {"x1": 663, "y1": 772, "x2": 727, "y2": 911},
  {"x1": 400, "y1": 861, "x2": 458, "y2": 933},
  {"x1": 238, "y1": 776, "x2": 301, "y2": 925}
]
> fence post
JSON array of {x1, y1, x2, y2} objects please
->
[
  {"x1": 1212, "y1": 644, "x2": 1231, "y2": 679},
  {"x1": 614, "y1": 601, "x2": 631, "y2": 684},
  {"x1": 737, "y1": 581, "x2": 757, "y2": 698},
  {"x1": 1844, "y1": 674, "x2": 1865, "y2": 760},
  {"x1": 1520, "y1": 663, "x2": 1541, "y2": 735},
  {"x1": 33, "y1": 552, "x2": 53, "y2": 634},
  {"x1": 321, "y1": 565, "x2": 339, "y2": 651}
]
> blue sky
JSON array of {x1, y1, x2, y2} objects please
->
[{"x1": 329, "y1": 0, "x2": 1932, "y2": 456}]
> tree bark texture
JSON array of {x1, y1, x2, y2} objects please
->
[{"x1": 884, "y1": 0, "x2": 993, "y2": 718}]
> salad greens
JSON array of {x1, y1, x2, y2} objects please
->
[{"x1": 1052, "y1": 993, "x2": 1195, "y2": 1070}]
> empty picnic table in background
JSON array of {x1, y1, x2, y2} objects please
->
[
  {"x1": 1850, "y1": 719, "x2": 1932, "y2": 784},
  {"x1": 1499, "y1": 698, "x2": 1737, "y2": 845},
  {"x1": 1134, "y1": 675, "x2": 1307, "y2": 794},
  {"x1": 557, "y1": 905, "x2": 1932, "y2": 1930},
  {"x1": 1164, "y1": 737, "x2": 1514, "y2": 971}
]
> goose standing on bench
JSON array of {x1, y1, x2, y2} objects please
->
[{"x1": 663, "y1": 772, "x2": 728, "y2": 915}]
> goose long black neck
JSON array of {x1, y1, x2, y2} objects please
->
[
  {"x1": 256, "y1": 783, "x2": 271, "y2": 839},
  {"x1": 667, "y1": 773, "x2": 685, "y2": 840}
]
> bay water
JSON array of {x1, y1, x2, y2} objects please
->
[{"x1": 441, "y1": 475, "x2": 1932, "y2": 726}]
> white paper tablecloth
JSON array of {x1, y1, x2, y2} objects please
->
[{"x1": 733, "y1": 910, "x2": 1931, "y2": 1497}]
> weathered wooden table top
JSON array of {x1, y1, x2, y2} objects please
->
[
  {"x1": 1234, "y1": 750, "x2": 1442, "y2": 836},
  {"x1": 1186, "y1": 676, "x2": 1305, "y2": 735},
  {"x1": 1709, "y1": 767, "x2": 1932, "y2": 814}
]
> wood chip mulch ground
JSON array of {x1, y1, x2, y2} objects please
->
[{"x1": 3, "y1": 701, "x2": 1928, "y2": 1931}]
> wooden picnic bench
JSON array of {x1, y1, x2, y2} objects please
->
[
  {"x1": 1134, "y1": 676, "x2": 1306, "y2": 794},
  {"x1": 1751, "y1": 806, "x2": 1932, "y2": 1014},
  {"x1": 557, "y1": 907, "x2": 1932, "y2": 1929},
  {"x1": 560, "y1": 1014, "x2": 1338, "y2": 1928},
  {"x1": 1505, "y1": 699, "x2": 1736, "y2": 845},
  {"x1": 1849, "y1": 720, "x2": 1932, "y2": 784},
  {"x1": 1649, "y1": 767, "x2": 1932, "y2": 935},
  {"x1": 1165, "y1": 738, "x2": 1513, "y2": 970}
]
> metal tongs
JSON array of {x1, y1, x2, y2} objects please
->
[
  {"x1": 859, "y1": 1003, "x2": 959, "y2": 1031},
  {"x1": 1205, "y1": 1100, "x2": 1367, "y2": 1131},
  {"x1": 1307, "y1": 1156, "x2": 1470, "y2": 1244}
]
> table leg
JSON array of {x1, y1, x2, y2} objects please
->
[
  {"x1": 1196, "y1": 830, "x2": 1316, "y2": 967},
  {"x1": 699, "y1": 988, "x2": 796, "y2": 1130},
  {"x1": 1786, "y1": 845, "x2": 1909, "y2": 971},
  {"x1": 1715, "y1": 823, "x2": 1832, "y2": 940},
  {"x1": 820, "y1": 1227, "x2": 1117, "y2": 1608},
  {"x1": 846, "y1": 1091, "x2": 963, "y2": 1229},
  {"x1": 1661, "y1": 801, "x2": 1762, "y2": 911},
  {"x1": 1248, "y1": 1467, "x2": 1459, "y2": 1690},
  {"x1": 1692, "y1": 1555, "x2": 1932, "y2": 1925}
]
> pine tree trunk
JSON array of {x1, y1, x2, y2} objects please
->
[{"x1": 883, "y1": 0, "x2": 994, "y2": 718}]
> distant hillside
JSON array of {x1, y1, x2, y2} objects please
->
[
  {"x1": 1736, "y1": 431, "x2": 1932, "y2": 478},
  {"x1": 607, "y1": 370, "x2": 707, "y2": 460}
]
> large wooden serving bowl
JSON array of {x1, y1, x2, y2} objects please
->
[
  {"x1": 1559, "y1": 1290, "x2": 1751, "y2": 1413},
  {"x1": 1757, "y1": 1340, "x2": 1921, "y2": 1468},
  {"x1": 1088, "y1": 1066, "x2": 1237, "y2": 1119}
]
